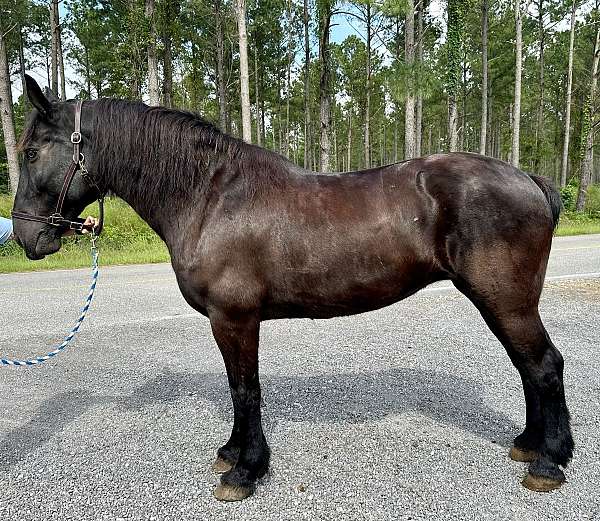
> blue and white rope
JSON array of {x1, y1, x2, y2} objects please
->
[{"x1": 1, "y1": 245, "x2": 99, "y2": 367}]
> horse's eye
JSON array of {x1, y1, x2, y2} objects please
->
[{"x1": 25, "y1": 149, "x2": 37, "y2": 161}]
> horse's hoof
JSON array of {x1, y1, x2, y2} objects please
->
[
  {"x1": 510, "y1": 447, "x2": 538, "y2": 463},
  {"x1": 213, "y1": 483, "x2": 254, "y2": 502},
  {"x1": 212, "y1": 456, "x2": 234, "y2": 474},
  {"x1": 522, "y1": 473, "x2": 564, "y2": 492}
]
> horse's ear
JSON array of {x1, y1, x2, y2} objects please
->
[
  {"x1": 25, "y1": 74, "x2": 53, "y2": 118},
  {"x1": 43, "y1": 87, "x2": 60, "y2": 103}
]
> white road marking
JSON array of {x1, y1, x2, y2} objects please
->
[{"x1": 421, "y1": 271, "x2": 600, "y2": 295}]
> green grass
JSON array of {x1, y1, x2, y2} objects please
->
[
  {"x1": 555, "y1": 212, "x2": 600, "y2": 236},
  {"x1": 1, "y1": 195, "x2": 599, "y2": 274},
  {"x1": 1, "y1": 196, "x2": 169, "y2": 274}
]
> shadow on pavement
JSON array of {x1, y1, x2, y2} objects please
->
[
  {"x1": 0, "y1": 368, "x2": 520, "y2": 469},
  {"x1": 0, "y1": 390, "x2": 95, "y2": 470}
]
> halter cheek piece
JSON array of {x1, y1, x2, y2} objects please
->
[{"x1": 12, "y1": 100, "x2": 105, "y2": 235}]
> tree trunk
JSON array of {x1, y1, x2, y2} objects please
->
[
  {"x1": 428, "y1": 125, "x2": 432, "y2": 155},
  {"x1": 18, "y1": 24, "x2": 28, "y2": 110},
  {"x1": 318, "y1": 3, "x2": 332, "y2": 172},
  {"x1": 347, "y1": 109, "x2": 352, "y2": 171},
  {"x1": 333, "y1": 111, "x2": 338, "y2": 170},
  {"x1": 461, "y1": 61, "x2": 467, "y2": 150},
  {"x1": 447, "y1": 0, "x2": 461, "y2": 151},
  {"x1": 285, "y1": 0, "x2": 292, "y2": 157},
  {"x1": 189, "y1": 40, "x2": 198, "y2": 109},
  {"x1": 576, "y1": 25, "x2": 600, "y2": 211},
  {"x1": 487, "y1": 80, "x2": 493, "y2": 155},
  {"x1": 496, "y1": 123, "x2": 501, "y2": 159},
  {"x1": 365, "y1": 3, "x2": 372, "y2": 167},
  {"x1": 561, "y1": 0, "x2": 576, "y2": 187},
  {"x1": 44, "y1": 48, "x2": 50, "y2": 88},
  {"x1": 448, "y1": 101, "x2": 458, "y2": 152},
  {"x1": 415, "y1": 0, "x2": 424, "y2": 157},
  {"x1": 404, "y1": 0, "x2": 416, "y2": 159},
  {"x1": 236, "y1": 0, "x2": 252, "y2": 142},
  {"x1": 511, "y1": 0, "x2": 523, "y2": 168},
  {"x1": 146, "y1": 0, "x2": 160, "y2": 106},
  {"x1": 393, "y1": 117, "x2": 398, "y2": 161},
  {"x1": 0, "y1": 27, "x2": 20, "y2": 195},
  {"x1": 215, "y1": 0, "x2": 228, "y2": 130},
  {"x1": 381, "y1": 122, "x2": 386, "y2": 165},
  {"x1": 534, "y1": 0, "x2": 545, "y2": 172},
  {"x1": 254, "y1": 46, "x2": 262, "y2": 146},
  {"x1": 84, "y1": 44, "x2": 91, "y2": 99},
  {"x1": 303, "y1": 0, "x2": 311, "y2": 169},
  {"x1": 508, "y1": 103, "x2": 513, "y2": 163},
  {"x1": 49, "y1": 0, "x2": 59, "y2": 95},
  {"x1": 277, "y1": 73, "x2": 283, "y2": 153},
  {"x1": 278, "y1": 109, "x2": 283, "y2": 153},
  {"x1": 163, "y1": 39, "x2": 172, "y2": 106},
  {"x1": 162, "y1": 2, "x2": 173, "y2": 108},
  {"x1": 128, "y1": 0, "x2": 143, "y2": 100},
  {"x1": 479, "y1": 0, "x2": 488, "y2": 154},
  {"x1": 55, "y1": 0, "x2": 66, "y2": 100},
  {"x1": 260, "y1": 93, "x2": 265, "y2": 145}
]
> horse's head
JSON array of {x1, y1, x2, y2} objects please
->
[{"x1": 13, "y1": 75, "x2": 98, "y2": 259}]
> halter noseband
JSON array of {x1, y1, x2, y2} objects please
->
[{"x1": 12, "y1": 100, "x2": 105, "y2": 234}]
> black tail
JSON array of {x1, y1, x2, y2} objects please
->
[{"x1": 529, "y1": 174, "x2": 562, "y2": 230}]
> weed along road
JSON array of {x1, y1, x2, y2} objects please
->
[{"x1": 0, "y1": 234, "x2": 598, "y2": 520}]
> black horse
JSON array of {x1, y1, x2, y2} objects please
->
[{"x1": 12, "y1": 75, "x2": 573, "y2": 500}]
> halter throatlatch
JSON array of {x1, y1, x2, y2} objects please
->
[{"x1": 12, "y1": 100, "x2": 105, "y2": 235}]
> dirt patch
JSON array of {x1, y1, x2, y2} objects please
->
[{"x1": 546, "y1": 278, "x2": 600, "y2": 299}]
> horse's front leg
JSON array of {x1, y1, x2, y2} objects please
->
[{"x1": 209, "y1": 308, "x2": 270, "y2": 501}]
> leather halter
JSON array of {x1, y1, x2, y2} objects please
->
[{"x1": 12, "y1": 100, "x2": 105, "y2": 234}]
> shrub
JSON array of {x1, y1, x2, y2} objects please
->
[
  {"x1": 560, "y1": 183, "x2": 578, "y2": 212},
  {"x1": 585, "y1": 184, "x2": 600, "y2": 217},
  {"x1": 0, "y1": 163, "x2": 8, "y2": 195}
]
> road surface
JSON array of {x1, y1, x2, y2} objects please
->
[{"x1": 0, "y1": 234, "x2": 599, "y2": 520}]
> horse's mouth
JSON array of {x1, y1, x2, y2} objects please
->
[
  {"x1": 25, "y1": 249, "x2": 46, "y2": 261},
  {"x1": 25, "y1": 230, "x2": 62, "y2": 260}
]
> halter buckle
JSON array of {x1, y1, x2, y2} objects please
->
[
  {"x1": 71, "y1": 131, "x2": 82, "y2": 144},
  {"x1": 69, "y1": 221, "x2": 84, "y2": 231},
  {"x1": 47, "y1": 214, "x2": 64, "y2": 227}
]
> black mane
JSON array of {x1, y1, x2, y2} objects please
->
[{"x1": 89, "y1": 99, "x2": 288, "y2": 210}]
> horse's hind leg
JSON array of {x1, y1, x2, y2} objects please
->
[
  {"x1": 453, "y1": 248, "x2": 573, "y2": 491},
  {"x1": 482, "y1": 309, "x2": 572, "y2": 491}
]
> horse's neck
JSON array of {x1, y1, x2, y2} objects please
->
[{"x1": 103, "y1": 167, "x2": 207, "y2": 248}]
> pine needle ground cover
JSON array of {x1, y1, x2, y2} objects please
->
[{"x1": 1, "y1": 193, "x2": 598, "y2": 274}]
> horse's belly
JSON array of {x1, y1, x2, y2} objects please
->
[{"x1": 263, "y1": 256, "x2": 440, "y2": 320}]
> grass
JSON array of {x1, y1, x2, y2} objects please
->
[
  {"x1": 555, "y1": 211, "x2": 600, "y2": 236},
  {"x1": 1, "y1": 194, "x2": 599, "y2": 274},
  {"x1": 1, "y1": 196, "x2": 168, "y2": 274}
]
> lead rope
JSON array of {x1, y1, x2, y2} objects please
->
[{"x1": 1, "y1": 234, "x2": 99, "y2": 367}]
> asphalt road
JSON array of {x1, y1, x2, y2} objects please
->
[{"x1": 0, "y1": 234, "x2": 599, "y2": 521}]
